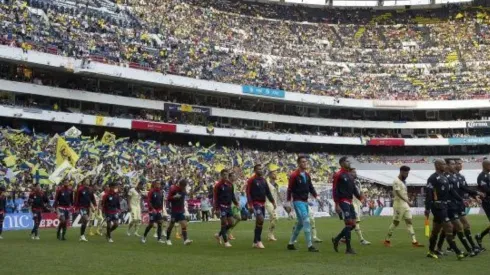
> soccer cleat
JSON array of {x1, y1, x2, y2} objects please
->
[
  {"x1": 360, "y1": 239, "x2": 371, "y2": 245},
  {"x1": 426, "y1": 251, "x2": 439, "y2": 259},
  {"x1": 228, "y1": 234, "x2": 236, "y2": 240},
  {"x1": 126, "y1": 232, "x2": 132, "y2": 237},
  {"x1": 475, "y1": 234, "x2": 484, "y2": 250},
  {"x1": 214, "y1": 233, "x2": 223, "y2": 245},
  {"x1": 166, "y1": 240, "x2": 173, "y2": 246},
  {"x1": 308, "y1": 246, "x2": 320, "y2": 252},
  {"x1": 89, "y1": 231, "x2": 95, "y2": 237},
  {"x1": 313, "y1": 237, "x2": 323, "y2": 243},
  {"x1": 268, "y1": 234, "x2": 277, "y2": 241},
  {"x1": 34, "y1": 236, "x2": 40, "y2": 240},
  {"x1": 473, "y1": 247, "x2": 481, "y2": 255},
  {"x1": 97, "y1": 230, "x2": 103, "y2": 236},
  {"x1": 446, "y1": 247, "x2": 454, "y2": 253},
  {"x1": 332, "y1": 237, "x2": 339, "y2": 253},
  {"x1": 469, "y1": 251, "x2": 477, "y2": 257},
  {"x1": 153, "y1": 233, "x2": 158, "y2": 238},
  {"x1": 383, "y1": 240, "x2": 392, "y2": 247},
  {"x1": 107, "y1": 238, "x2": 114, "y2": 243},
  {"x1": 224, "y1": 242, "x2": 232, "y2": 248},
  {"x1": 141, "y1": 237, "x2": 147, "y2": 244},
  {"x1": 287, "y1": 244, "x2": 297, "y2": 250},
  {"x1": 176, "y1": 232, "x2": 182, "y2": 239},
  {"x1": 412, "y1": 241, "x2": 425, "y2": 248},
  {"x1": 0, "y1": 235, "x2": 3, "y2": 240},
  {"x1": 157, "y1": 239, "x2": 166, "y2": 244},
  {"x1": 134, "y1": 233, "x2": 141, "y2": 237},
  {"x1": 345, "y1": 248, "x2": 356, "y2": 255},
  {"x1": 457, "y1": 253, "x2": 465, "y2": 260},
  {"x1": 184, "y1": 239, "x2": 193, "y2": 246},
  {"x1": 435, "y1": 250, "x2": 445, "y2": 256},
  {"x1": 79, "y1": 235, "x2": 88, "y2": 242},
  {"x1": 252, "y1": 242, "x2": 265, "y2": 249}
]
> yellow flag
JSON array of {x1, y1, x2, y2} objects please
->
[
  {"x1": 424, "y1": 217, "x2": 430, "y2": 238},
  {"x1": 56, "y1": 137, "x2": 79, "y2": 167},
  {"x1": 101, "y1": 131, "x2": 116, "y2": 145},
  {"x1": 95, "y1": 116, "x2": 105, "y2": 126},
  {"x1": 3, "y1": 155, "x2": 17, "y2": 167}
]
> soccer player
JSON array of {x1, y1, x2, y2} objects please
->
[
  {"x1": 89, "y1": 185, "x2": 105, "y2": 236},
  {"x1": 0, "y1": 186, "x2": 6, "y2": 239},
  {"x1": 54, "y1": 179, "x2": 74, "y2": 241},
  {"x1": 350, "y1": 168, "x2": 370, "y2": 245},
  {"x1": 425, "y1": 159, "x2": 465, "y2": 260},
  {"x1": 213, "y1": 169, "x2": 239, "y2": 248},
  {"x1": 384, "y1": 166, "x2": 424, "y2": 247},
  {"x1": 332, "y1": 157, "x2": 361, "y2": 254},
  {"x1": 454, "y1": 159, "x2": 481, "y2": 254},
  {"x1": 74, "y1": 177, "x2": 96, "y2": 242},
  {"x1": 101, "y1": 182, "x2": 120, "y2": 243},
  {"x1": 142, "y1": 180, "x2": 166, "y2": 244},
  {"x1": 247, "y1": 164, "x2": 275, "y2": 249},
  {"x1": 443, "y1": 159, "x2": 475, "y2": 256},
  {"x1": 287, "y1": 156, "x2": 320, "y2": 252},
  {"x1": 127, "y1": 181, "x2": 146, "y2": 237},
  {"x1": 475, "y1": 159, "x2": 490, "y2": 251},
  {"x1": 227, "y1": 171, "x2": 242, "y2": 240},
  {"x1": 166, "y1": 179, "x2": 193, "y2": 245},
  {"x1": 266, "y1": 170, "x2": 280, "y2": 241},
  {"x1": 28, "y1": 183, "x2": 50, "y2": 240}
]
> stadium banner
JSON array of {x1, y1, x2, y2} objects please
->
[
  {"x1": 466, "y1": 121, "x2": 490, "y2": 128},
  {"x1": 242, "y1": 85, "x2": 285, "y2": 98},
  {"x1": 376, "y1": 207, "x2": 482, "y2": 216},
  {"x1": 164, "y1": 103, "x2": 211, "y2": 116},
  {"x1": 372, "y1": 100, "x2": 417, "y2": 108},
  {"x1": 3, "y1": 213, "x2": 62, "y2": 231},
  {"x1": 448, "y1": 137, "x2": 490, "y2": 145},
  {"x1": 366, "y1": 138, "x2": 405, "y2": 146},
  {"x1": 131, "y1": 120, "x2": 177, "y2": 133}
]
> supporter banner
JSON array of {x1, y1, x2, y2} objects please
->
[
  {"x1": 366, "y1": 138, "x2": 405, "y2": 146},
  {"x1": 466, "y1": 121, "x2": 490, "y2": 128},
  {"x1": 242, "y1": 85, "x2": 285, "y2": 98},
  {"x1": 131, "y1": 120, "x2": 176, "y2": 133},
  {"x1": 165, "y1": 103, "x2": 211, "y2": 116},
  {"x1": 448, "y1": 137, "x2": 490, "y2": 145}
]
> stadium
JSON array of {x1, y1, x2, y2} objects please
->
[{"x1": 2, "y1": 0, "x2": 490, "y2": 274}]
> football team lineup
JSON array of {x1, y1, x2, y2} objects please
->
[{"x1": 1, "y1": 156, "x2": 490, "y2": 264}]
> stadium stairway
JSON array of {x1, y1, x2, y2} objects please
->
[{"x1": 329, "y1": 25, "x2": 345, "y2": 47}]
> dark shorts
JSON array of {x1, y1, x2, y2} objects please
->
[
  {"x1": 0, "y1": 212, "x2": 4, "y2": 221},
  {"x1": 171, "y1": 212, "x2": 186, "y2": 222},
  {"x1": 149, "y1": 212, "x2": 163, "y2": 223},
  {"x1": 482, "y1": 200, "x2": 490, "y2": 221},
  {"x1": 219, "y1": 207, "x2": 233, "y2": 218},
  {"x1": 457, "y1": 202, "x2": 467, "y2": 217},
  {"x1": 32, "y1": 210, "x2": 43, "y2": 222},
  {"x1": 431, "y1": 203, "x2": 450, "y2": 224},
  {"x1": 57, "y1": 208, "x2": 71, "y2": 220},
  {"x1": 105, "y1": 213, "x2": 119, "y2": 222},
  {"x1": 253, "y1": 203, "x2": 265, "y2": 218},
  {"x1": 79, "y1": 208, "x2": 90, "y2": 217},
  {"x1": 339, "y1": 202, "x2": 356, "y2": 221}
]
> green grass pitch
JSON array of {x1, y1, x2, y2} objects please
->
[{"x1": 1, "y1": 216, "x2": 490, "y2": 274}]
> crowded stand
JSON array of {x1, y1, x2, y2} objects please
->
[{"x1": 2, "y1": 0, "x2": 490, "y2": 100}]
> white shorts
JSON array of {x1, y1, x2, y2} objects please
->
[
  {"x1": 265, "y1": 203, "x2": 277, "y2": 220},
  {"x1": 130, "y1": 207, "x2": 142, "y2": 221},
  {"x1": 393, "y1": 207, "x2": 412, "y2": 221}
]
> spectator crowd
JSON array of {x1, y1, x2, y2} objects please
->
[{"x1": 1, "y1": 0, "x2": 490, "y2": 100}]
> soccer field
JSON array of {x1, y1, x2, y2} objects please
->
[{"x1": 1, "y1": 216, "x2": 490, "y2": 275}]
